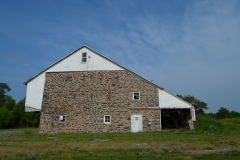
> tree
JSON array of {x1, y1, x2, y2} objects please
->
[
  {"x1": 4, "y1": 95, "x2": 15, "y2": 111},
  {"x1": 230, "y1": 111, "x2": 240, "y2": 118},
  {"x1": 0, "y1": 83, "x2": 11, "y2": 107},
  {"x1": 177, "y1": 94, "x2": 208, "y2": 114},
  {"x1": 14, "y1": 98, "x2": 26, "y2": 126},
  {"x1": 25, "y1": 112, "x2": 40, "y2": 127},
  {"x1": 14, "y1": 98, "x2": 40, "y2": 127},
  {"x1": 0, "y1": 106, "x2": 15, "y2": 129},
  {"x1": 216, "y1": 107, "x2": 232, "y2": 119}
]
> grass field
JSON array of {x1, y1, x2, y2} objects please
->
[{"x1": 0, "y1": 116, "x2": 240, "y2": 159}]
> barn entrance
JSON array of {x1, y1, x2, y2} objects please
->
[
  {"x1": 131, "y1": 114, "x2": 142, "y2": 132},
  {"x1": 161, "y1": 109, "x2": 193, "y2": 129}
]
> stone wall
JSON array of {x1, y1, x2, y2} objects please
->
[{"x1": 39, "y1": 70, "x2": 160, "y2": 134}]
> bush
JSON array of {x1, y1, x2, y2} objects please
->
[
  {"x1": 206, "y1": 113, "x2": 216, "y2": 119},
  {"x1": 221, "y1": 117, "x2": 240, "y2": 124},
  {"x1": 195, "y1": 114, "x2": 223, "y2": 132}
]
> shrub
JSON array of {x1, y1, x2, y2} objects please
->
[
  {"x1": 221, "y1": 117, "x2": 240, "y2": 124},
  {"x1": 195, "y1": 114, "x2": 223, "y2": 131}
]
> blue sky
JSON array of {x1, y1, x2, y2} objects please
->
[{"x1": 1, "y1": 0, "x2": 240, "y2": 113}]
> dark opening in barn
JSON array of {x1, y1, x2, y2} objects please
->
[{"x1": 161, "y1": 109, "x2": 194, "y2": 130}]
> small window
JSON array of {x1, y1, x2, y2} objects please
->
[
  {"x1": 59, "y1": 115, "x2": 65, "y2": 123},
  {"x1": 133, "y1": 92, "x2": 140, "y2": 100},
  {"x1": 82, "y1": 53, "x2": 87, "y2": 62},
  {"x1": 104, "y1": 115, "x2": 111, "y2": 123}
]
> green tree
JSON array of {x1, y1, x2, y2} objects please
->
[
  {"x1": 14, "y1": 98, "x2": 40, "y2": 127},
  {"x1": 25, "y1": 112, "x2": 40, "y2": 127},
  {"x1": 4, "y1": 95, "x2": 15, "y2": 111},
  {"x1": 0, "y1": 106, "x2": 15, "y2": 129},
  {"x1": 216, "y1": 107, "x2": 232, "y2": 119},
  {"x1": 230, "y1": 111, "x2": 240, "y2": 118},
  {"x1": 177, "y1": 94, "x2": 208, "y2": 114},
  {"x1": 14, "y1": 98, "x2": 26, "y2": 126},
  {"x1": 0, "y1": 83, "x2": 11, "y2": 107}
]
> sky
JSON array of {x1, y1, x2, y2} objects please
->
[{"x1": 0, "y1": 0, "x2": 240, "y2": 113}]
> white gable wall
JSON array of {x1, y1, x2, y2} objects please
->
[
  {"x1": 25, "y1": 48, "x2": 123, "y2": 112},
  {"x1": 25, "y1": 73, "x2": 45, "y2": 111},
  {"x1": 158, "y1": 89, "x2": 193, "y2": 109},
  {"x1": 47, "y1": 48, "x2": 123, "y2": 72}
]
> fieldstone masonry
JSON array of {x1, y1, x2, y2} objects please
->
[{"x1": 39, "y1": 70, "x2": 160, "y2": 134}]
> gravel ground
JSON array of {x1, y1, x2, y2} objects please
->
[{"x1": 0, "y1": 131, "x2": 24, "y2": 135}]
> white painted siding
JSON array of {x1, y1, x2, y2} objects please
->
[
  {"x1": 25, "y1": 48, "x2": 123, "y2": 112},
  {"x1": 158, "y1": 89, "x2": 193, "y2": 109},
  {"x1": 47, "y1": 48, "x2": 123, "y2": 72},
  {"x1": 25, "y1": 73, "x2": 45, "y2": 111}
]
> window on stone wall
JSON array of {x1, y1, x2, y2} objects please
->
[
  {"x1": 59, "y1": 115, "x2": 65, "y2": 123},
  {"x1": 133, "y1": 92, "x2": 140, "y2": 100},
  {"x1": 104, "y1": 115, "x2": 111, "y2": 123},
  {"x1": 82, "y1": 53, "x2": 87, "y2": 62}
]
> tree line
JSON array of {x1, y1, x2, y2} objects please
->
[
  {"x1": 0, "y1": 83, "x2": 40, "y2": 129},
  {"x1": 177, "y1": 94, "x2": 240, "y2": 119}
]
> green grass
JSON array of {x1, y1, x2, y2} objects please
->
[
  {"x1": 4, "y1": 148, "x2": 240, "y2": 160},
  {"x1": 0, "y1": 116, "x2": 240, "y2": 159}
]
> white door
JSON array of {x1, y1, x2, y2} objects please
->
[{"x1": 131, "y1": 115, "x2": 142, "y2": 133}]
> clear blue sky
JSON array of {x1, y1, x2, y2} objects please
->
[{"x1": 1, "y1": 0, "x2": 240, "y2": 113}]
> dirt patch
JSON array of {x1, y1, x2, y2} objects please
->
[
  {"x1": 94, "y1": 139, "x2": 111, "y2": 142},
  {"x1": 131, "y1": 143, "x2": 148, "y2": 147},
  {"x1": 184, "y1": 146, "x2": 240, "y2": 155}
]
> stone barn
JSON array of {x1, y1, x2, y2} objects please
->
[{"x1": 24, "y1": 45, "x2": 196, "y2": 134}]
